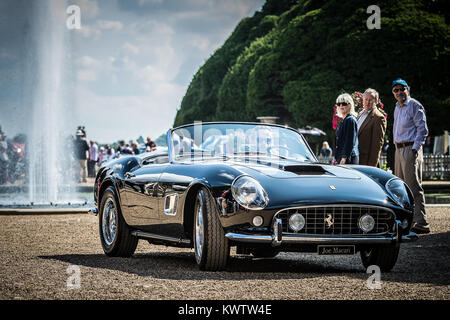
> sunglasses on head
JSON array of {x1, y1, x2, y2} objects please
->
[
  {"x1": 336, "y1": 102, "x2": 349, "y2": 106},
  {"x1": 393, "y1": 87, "x2": 407, "y2": 93}
]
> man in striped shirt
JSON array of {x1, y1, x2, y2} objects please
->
[{"x1": 392, "y1": 78, "x2": 430, "y2": 234}]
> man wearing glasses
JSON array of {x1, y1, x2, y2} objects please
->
[{"x1": 392, "y1": 78, "x2": 430, "y2": 234}]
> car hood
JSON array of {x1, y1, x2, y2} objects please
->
[{"x1": 228, "y1": 160, "x2": 392, "y2": 209}]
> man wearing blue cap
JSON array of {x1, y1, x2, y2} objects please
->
[{"x1": 392, "y1": 78, "x2": 430, "y2": 234}]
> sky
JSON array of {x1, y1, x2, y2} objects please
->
[{"x1": 0, "y1": 0, "x2": 265, "y2": 144}]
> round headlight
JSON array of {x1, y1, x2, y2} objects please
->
[
  {"x1": 231, "y1": 175, "x2": 268, "y2": 210},
  {"x1": 289, "y1": 213, "x2": 305, "y2": 232},
  {"x1": 386, "y1": 178, "x2": 410, "y2": 208},
  {"x1": 359, "y1": 214, "x2": 375, "y2": 233}
]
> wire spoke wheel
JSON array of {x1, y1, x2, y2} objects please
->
[
  {"x1": 193, "y1": 188, "x2": 229, "y2": 271},
  {"x1": 195, "y1": 196, "x2": 204, "y2": 263},
  {"x1": 99, "y1": 186, "x2": 138, "y2": 257},
  {"x1": 102, "y1": 198, "x2": 117, "y2": 246}
]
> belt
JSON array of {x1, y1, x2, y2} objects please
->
[{"x1": 396, "y1": 141, "x2": 413, "y2": 149}]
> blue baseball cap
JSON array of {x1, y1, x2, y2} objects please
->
[{"x1": 392, "y1": 78, "x2": 408, "y2": 88}]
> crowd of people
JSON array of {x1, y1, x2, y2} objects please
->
[
  {"x1": 73, "y1": 126, "x2": 157, "y2": 183},
  {"x1": 326, "y1": 78, "x2": 430, "y2": 234},
  {"x1": 0, "y1": 126, "x2": 26, "y2": 185}
]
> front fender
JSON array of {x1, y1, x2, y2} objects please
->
[
  {"x1": 348, "y1": 165, "x2": 414, "y2": 207},
  {"x1": 349, "y1": 165, "x2": 415, "y2": 234},
  {"x1": 347, "y1": 165, "x2": 396, "y2": 188}
]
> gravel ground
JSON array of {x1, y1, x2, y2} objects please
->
[{"x1": 0, "y1": 207, "x2": 449, "y2": 300}]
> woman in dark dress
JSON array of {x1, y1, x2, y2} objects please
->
[{"x1": 334, "y1": 93, "x2": 359, "y2": 164}]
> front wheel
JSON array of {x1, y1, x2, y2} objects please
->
[
  {"x1": 360, "y1": 245, "x2": 400, "y2": 272},
  {"x1": 99, "y1": 186, "x2": 138, "y2": 257},
  {"x1": 193, "y1": 187, "x2": 229, "y2": 271}
]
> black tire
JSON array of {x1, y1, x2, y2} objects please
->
[
  {"x1": 360, "y1": 245, "x2": 400, "y2": 272},
  {"x1": 99, "y1": 186, "x2": 138, "y2": 257},
  {"x1": 193, "y1": 187, "x2": 229, "y2": 271},
  {"x1": 251, "y1": 247, "x2": 279, "y2": 258}
]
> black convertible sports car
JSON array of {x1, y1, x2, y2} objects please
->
[{"x1": 93, "y1": 122, "x2": 418, "y2": 271}]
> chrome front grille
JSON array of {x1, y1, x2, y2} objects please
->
[{"x1": 276, "y1": 206, "x2": 395, "y2": 235}]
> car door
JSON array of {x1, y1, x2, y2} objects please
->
[
  {"x1": 157, "y1": 163, "x2": 195, "y2": 238},
  {"x1": 122, "y1": 155, "x2": 168, "y2": 231}
]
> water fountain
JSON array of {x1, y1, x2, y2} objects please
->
[{"x1": 0, "y1": 0, "x2": 92, "y2": 209}]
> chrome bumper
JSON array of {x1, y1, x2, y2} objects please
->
[
  {"x1": 225, "y1": 233, "x2": 399, "y2": 245},
  {"x1": 225, "y1": 219, "x2": 418, "y2": 246}
]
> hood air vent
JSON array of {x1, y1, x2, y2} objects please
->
[{"x1": 282, "y1": 165, "x2": 328, "y2": 176}]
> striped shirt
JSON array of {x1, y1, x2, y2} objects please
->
[{"x1": 357, "y1": 108, "x2": 373, "y2": 130}]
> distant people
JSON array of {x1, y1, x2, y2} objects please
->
[
  {"x1": 357, "y1": 88, "x2": 387, "y2": 167},
  {"x1": 98, "y1": 146, "x2": 106, "y2": 166},
  {"x1": 74, "y1": 129, "x2": 90, "y2": 183},
  {"x1": 334, "y1": 93, "x2": 359, "y2": 165},
  {"x1": 319, "y1": 141, "x2": 332, "y2": 158},
  {"x1": 392, "y1": 78, "x2": 429, "y2": 234},
  {"x1": 132, "y1": 142, "x2": 140, "y2": 155},
  {"x1": 0, "y1": 127, "x2": 8, "y2": 184},
  {"x1": 118, "y1": 141, "x2": 132, "y2": 155},
  {"x1": 88, "y1": 140, "x2": 98, "y2": 177},
  {"x1": 145, "y1": 136, "x2": 157, "y2": 152},
  {"x1": 105, "y1": 144, "x2": 115, "y2": 161},
  {"x1": 125, "y1": 143, "x2": 133, "y2": 154},
  {"x1": 118, "y1": 140, "x2": 126, "y2": 154}
]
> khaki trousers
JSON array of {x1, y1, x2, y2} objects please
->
[
  {"x1": 78, "y1": 159, "x2": 87, "y2": 182},
  {"x1": 394, "y1": 145, "x2": 427, "y2": 225}
]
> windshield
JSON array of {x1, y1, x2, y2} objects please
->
[{"x1": 170, "y1": 123, "x2": 316, "y2": 163}]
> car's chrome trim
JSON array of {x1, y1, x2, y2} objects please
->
[
  {"x1": 225, "y1": 232, "x2": 274, "y2": 243},
  {"x1": 166, "y1": 129, "x2": 174, "y2": 164},
  {"x1": 225, "y1": 232, "x2": 398, "y2": 245},
  {"x1": 131, "y1": 231, "x2": 191, "y2": 246},
  {"x1": 274, "y1": 204, "x2": 396, "y2": 217},
  {"x1": 227, "y1": 218, "x2": 401, "y2": 245},
  {"x1": 164, "y1": 194, "x2": 179, "y2": 216},
  {"x1": 272, "y1": 218, "x2": 282, "y2": 246}
]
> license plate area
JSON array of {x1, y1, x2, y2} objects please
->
[{"x1": 317, "y1": 245, "x2": 355, "y2": 255}]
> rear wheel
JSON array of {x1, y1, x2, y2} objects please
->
[
  {"x1": 99, "y1": 186, "x2": 138, "y2": 257},
  {"x1": 193, "y1": 187, "x2": 229, "y2": 271},
  {"x1": 360, "y1": 245, "x2": 400, "y2": 272}
]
